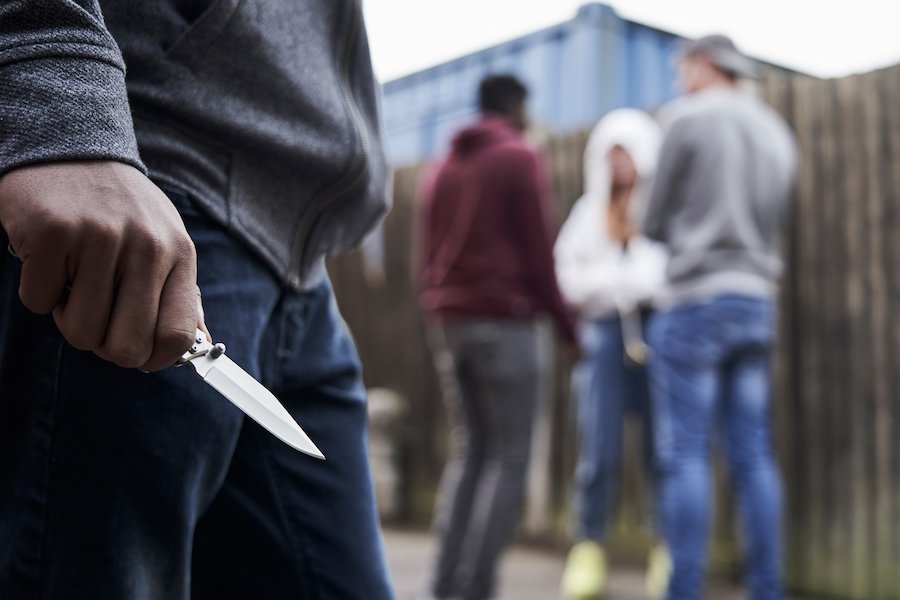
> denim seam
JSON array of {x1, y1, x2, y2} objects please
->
[{"x1": 270, "y1": 307, "x2": 293, "y2": 389}]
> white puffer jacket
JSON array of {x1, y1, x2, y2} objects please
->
[{"x1": 554, "y1": 109, "x2": 668, "y2": 319}]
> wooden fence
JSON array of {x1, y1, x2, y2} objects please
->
[{"x1": 329, "y1": 64, "x2": 900, "y2": 599}]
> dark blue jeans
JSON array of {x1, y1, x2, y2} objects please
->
[
  {"x1": 571, "y1": 317, "x2": 656, "y2": 543},
  {"x1": 0, "y1": 188, "x2": 393, "y2": 599},
  {"x1": 647, "y1": 295, "x2": 784, "y2": 600}
]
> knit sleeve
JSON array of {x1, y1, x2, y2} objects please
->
[
  {"x1": 510, "y1": 148, "x2": 577, "y2": 345},
  {"x1": 642, "y1": 116, "x2": 693, "y2": 243},
  {"x1": 0, "y1": 0, "x2": 144, "y2": 177}
]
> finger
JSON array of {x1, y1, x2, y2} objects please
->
[
  {"x1": 139, "y1": 255, "x2": 199, "y2": 372},
  {"x1": 18, "y1": 248, "x2": 70, "y2": 314},
  {"x1": 52, "y1": 235, "x2": 119, "y2": 351},
  {"x1": 96, "y1": 257, "x2": 165, "y2": 369}
]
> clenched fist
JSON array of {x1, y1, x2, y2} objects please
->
[{"x1": 0, "y1": 160, "x2": 206, "y2": 371}]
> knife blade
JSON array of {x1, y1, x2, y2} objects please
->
[{"x1": 178, "y1": 330, "x2": 325, "y2": 459}]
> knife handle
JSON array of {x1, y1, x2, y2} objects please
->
[
  {"x1": 175, "y1": 329, "x2": 211, "y2": 367},
  {"x1": 175, "y1": 329, "x2": 225, "y2": 366}
]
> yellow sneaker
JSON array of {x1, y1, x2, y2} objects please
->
[
  {"x1": 560, "y1": 540, "x2": 607, "y2": 599},
  {"x1": 645, "y1": 544, "x2": 672, "y2": 599}
]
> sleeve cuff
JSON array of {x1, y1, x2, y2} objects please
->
[{"x1": 0, "y1": 55, "x2": 145, "y2": 177}]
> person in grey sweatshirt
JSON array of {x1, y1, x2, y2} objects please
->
[
  {"x1": 642, "y1": 35, "x2": 797, "y2": 600},
  {"x1": 0, "y1": 2, "x2": 393, "y2": 598}
]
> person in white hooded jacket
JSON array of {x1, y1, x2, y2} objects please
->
[{"x1": 556, "y1": 109, "x2": 670, "y2": 600}]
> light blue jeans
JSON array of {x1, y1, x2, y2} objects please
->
[
  {"x1": 648, "y1": 295, "x2": 784, "y2": 600},
  {"x1": 571, "y1": 317, "x2": 656, "y2": 543}
]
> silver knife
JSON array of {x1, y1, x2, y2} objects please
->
[
  {"x1": 177, "y1": 329, "x2": 325, "y2": 459},
  {"x1": 6, "y1": 240, "x2": 325, "y2": 459}
]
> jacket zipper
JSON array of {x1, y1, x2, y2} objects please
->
[{"x1": 291, "y1": 0, "x2": 371, "y2": 287}]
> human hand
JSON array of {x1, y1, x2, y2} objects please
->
[{"x1": 0, "y1": 161, "x2": 206, "y2": 371}]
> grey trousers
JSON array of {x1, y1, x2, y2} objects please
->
[{"x1": 428, "y1": 319, "x2": 543, "y2": 600}]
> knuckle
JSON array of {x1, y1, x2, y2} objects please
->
[
  {"x1": 31, "y1": 214, "x2": 71, "y2": 243},
  {"x1": 171, "y1": 234, "x2": 196, "y2": 263},
  {"x1": 33, "y1": 214, "x2": 61, "y2": 234},
  {"x1": 137, "y1": 232, "x2": 167, "y2": 262},
  {"x1": 124, "y1": 220, "x2": 162, "y2": 258},
  {"x1": 127, "y1": 215, "x2": 193, "y2": 270}
]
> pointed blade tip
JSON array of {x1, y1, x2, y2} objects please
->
[
  {"x1": 299, "y1": 445, "x2": 326, "y2": 460},
  {"x1": 290, "y1": 437, "x2": 325, "y2": 460}
]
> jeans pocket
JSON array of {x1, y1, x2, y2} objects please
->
[{"x1": 652, "y1": 308, "x2": 713, "y2": 366}]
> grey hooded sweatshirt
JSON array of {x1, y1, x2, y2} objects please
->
[
  {"x1": 643, "y1": 87, "x2": 797, "y2": 305},
  {"x1": 0, "y1": 0, "x2": 389, "y2": 290}
]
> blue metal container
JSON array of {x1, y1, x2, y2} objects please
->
[{"x1": 381, "y1": 3, "x2": 685, "y2": 166}]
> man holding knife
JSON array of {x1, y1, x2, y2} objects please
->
[{"x1": 0, "y1": 1, "x2": 393, "y2": 598}]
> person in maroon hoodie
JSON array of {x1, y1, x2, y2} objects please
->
[{"x1": 416, "y1": 74, "x2": 577, "y2": 600}]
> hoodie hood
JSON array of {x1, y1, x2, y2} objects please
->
[
  {"x1": 582, "y1": 108, "x2": 662, "y2": 203},
  {"x1": 450, "y1": 116, "x2": 522, "y2": 157},
  {"x1": 553, "y1": 109, "x2": 668, "y2": 317}
]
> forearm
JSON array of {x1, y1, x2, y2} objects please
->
[
  {"x1": 543, "y1": 287, "x2": 578, "y2": 345},
  {"x1": 524, "y1": 216, "x2": 577, "y2": 344}
]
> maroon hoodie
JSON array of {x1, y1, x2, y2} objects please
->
[{"x1": 415, "y1": 116, "x2": 577, "y2": 344}]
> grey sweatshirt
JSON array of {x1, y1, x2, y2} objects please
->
[
  {"x1": 0, "y1": 0, "x2": 389, "y2": 290},
  {"x1": 643, "y1": 87, "x2": 797, "y2": 305}
]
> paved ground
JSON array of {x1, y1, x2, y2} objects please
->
[{"x1": 384, "y1": 529, "x2": 745, "y2": 600}]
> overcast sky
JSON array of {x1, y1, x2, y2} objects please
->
[{"x1": 363, "y1": 0, "x2": 900, "y2": 82}]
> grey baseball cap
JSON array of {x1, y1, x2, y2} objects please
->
[{"x1": 677, "y1": 34, "x2": 759, "y2": 79}]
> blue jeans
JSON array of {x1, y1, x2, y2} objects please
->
[
  {"x1": 647, "y1": 295, "x2": 784, "y2": 600},
  {"x1": 571, "y1": 317, "x2": 656, "y2": 542},
  {"x1": 0, "y1": 187, "x2": 393, "y2": 600}
]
